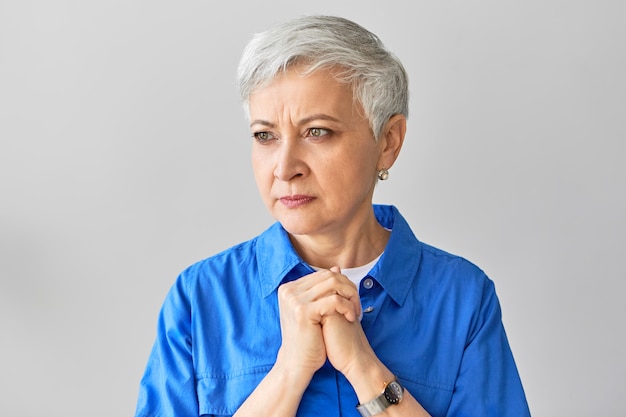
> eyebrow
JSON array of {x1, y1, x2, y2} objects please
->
[{"x1": 249, "y1": 113, "x2": 342, "y2": 128}]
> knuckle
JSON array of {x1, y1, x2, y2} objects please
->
[
  {"x1": 293, "y1": 303, "x2": 306, "y2": 316},
  {"x1": 278, "y1": 284, "x2": 294, "y2": 299}
]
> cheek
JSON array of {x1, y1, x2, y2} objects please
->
[{"x1": 341, "y1": 150, "x2": 377, "y2": 179}]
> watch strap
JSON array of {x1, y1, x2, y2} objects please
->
[{"x1": 356, "y1": 378, "x2": 404, "y2": 417}]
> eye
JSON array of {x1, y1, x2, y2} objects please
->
[
  {"x1": 253, "y1": 131, "x2": 276, "y2": 142},
  {"x1": 306, "y1": 127, "x2": 330, "y2": 138}
]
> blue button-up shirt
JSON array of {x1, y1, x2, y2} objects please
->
[{"x1": 135, "y1": 205, "x2": 530, "y2": 417}]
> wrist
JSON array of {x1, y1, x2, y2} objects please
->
[
  {"x1": 356, "y1": 377, "x2": 405, "y2": 417},
  {"x1": 343, "y1": 354, "x2": 395, "y2": 404},
  {"x1": 272, "y1": 350, "x2": 317, "y2": 393}
]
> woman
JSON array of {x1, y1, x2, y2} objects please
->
[{"x1": 135, "y1": 15, "x2": 531, "y2": 417}]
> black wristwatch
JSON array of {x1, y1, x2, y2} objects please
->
[{"x1": 356, "y1": 377, "x2": 404, "y2": 417}]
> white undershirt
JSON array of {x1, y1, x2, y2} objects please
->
[
  {"x1": 311, "y1": 253, "x2": 382, "y2": 287},
  {"x1": 311, "y1": 254, "x2": 382, "y2": 321}
]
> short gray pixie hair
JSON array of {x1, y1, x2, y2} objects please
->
[{"x1": 237, "y1": 15, "x2": 409, "y2": 140}]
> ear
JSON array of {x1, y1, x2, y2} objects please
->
[{"x1": 377, "y1": 114, "x2": 407, "y2": 170}]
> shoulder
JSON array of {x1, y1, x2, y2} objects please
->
[
  {"x1": 383, "y1": 204, "x2": 492, "y2": 289},
  {"x1": 155, "y1": 235, "x2": 261, "y2": 313},
  {"x1": 176, "y1": 236, "x2": 261, "y2": 291},
  {"x1": 419, "y1": 242, "x2": 489, "y2": 281},
  {"x1": 409, "y1": 242, "x2": 503, "y2": 346},
  {"x1": 187, "y1": 237, "x2": 259, "y2": 274},
  {"x1": 414, "y1": 241, "x2": 496, "y2": 305}
]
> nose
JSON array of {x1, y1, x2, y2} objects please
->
[{"x1": 274, "y1": 138, "x2": 306, "y2": 181}]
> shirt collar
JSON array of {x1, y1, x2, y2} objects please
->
[
  {"x1": 257, "y1": 222, "x2": 311, "y2": 298},
  {"x1": 256, "y1": 204, "x2": 422, "y2": 304},
  {"x1": 368, "y1": 204, "x2": 422, "y2": 306}
]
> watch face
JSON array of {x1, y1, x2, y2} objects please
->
[{"x1": 384, "y1": 381, "x2": 404, "y2": 404}]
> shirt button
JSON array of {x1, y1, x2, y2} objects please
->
[{"x1": 363, "y1": 278, "x2": 374, "y2": 290}]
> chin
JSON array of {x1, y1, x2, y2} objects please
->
[
  {"x1": 277, "y1": 219, "x2": 316, "y2": 236},
  {"x1": 272, "y1": 211, "x2": 322, "y2": 237}
]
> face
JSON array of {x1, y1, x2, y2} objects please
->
[{"x1": 249, "y1": 67, "x2": 385, "y2": 239}]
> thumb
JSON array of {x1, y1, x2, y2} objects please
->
[{"x1": 329, "y1": 265, "x2": 362, "y2": 322}]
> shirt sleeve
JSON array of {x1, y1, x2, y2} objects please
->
[
  {"x1": 445, "y1": 278, "x2": 531, "y2": 417},
  {"x1": 135, "y1": 276, "x2": 201, "y2": 417}
]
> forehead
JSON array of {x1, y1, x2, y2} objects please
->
[{"x1": 248, "y1": 66, "x2": 359, "y2": 120}]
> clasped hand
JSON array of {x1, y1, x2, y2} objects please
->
[{"x1": 276, "y1": 266, "x2": 371, "y2": 379}]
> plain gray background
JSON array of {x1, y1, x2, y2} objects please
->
[{"x1": 1, "y1": 1, "x2": 624, "y2": 416}]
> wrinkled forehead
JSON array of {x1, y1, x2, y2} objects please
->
[
  {"x1": 249, "y1": 65, "x2": 360, "y2": 117},
  {"x1": 244, "y1": 63, "x2": 361, "y2": 120}
]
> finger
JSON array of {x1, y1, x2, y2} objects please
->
[
  {"x1": 317, "y1": 267, "x2": 361, "y2": 319},
  {"x1": 328, "y1": 266, "x2": 362, "y2": 319},
  {"x1": 279, "y1": 279, "x2": 355, "y2": 317},
  {"x1": 314, "y1": 293, "x2": 361, "y2": 323},
  {"x1": 278, "y1": 269, "x2": 361, "y2": 323},
  {"x1": 293, "y1": 268, "x2": 355, "y2": 291},
  {"x1": 286, "y1": 270, "x2": 359, "y2": 302},
  {"x1": 279, "y1": 287, "x2": 359, "y2": 325}
]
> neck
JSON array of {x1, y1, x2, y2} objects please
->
[{"x1": 289, "y1": 211, "x2": 389, "y2": 269}]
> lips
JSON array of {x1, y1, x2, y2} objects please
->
[{"x1": 279, "y1": 195, "x2": 315, "y2": 208}]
